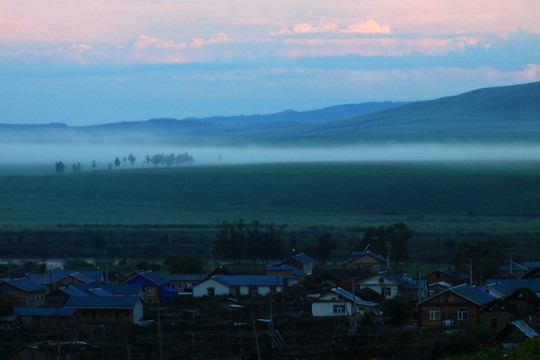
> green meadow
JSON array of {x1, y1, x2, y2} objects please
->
[{"x1": 1, "y1": 160, "x2": 540, "y2": 261}]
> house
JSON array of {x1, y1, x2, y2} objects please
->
[
  {"x1": 192, "y1": 275, "x2": 283, "y2": 297},
  {"x1": 428, "y1": 281, "x2": 452, "y2": 297},
  {"x1": 0, "y1": 278, "x2": 47, "y2": 307},
  {"x1": 64, "y1": 296, "x2": 144, "y2": 325},
  {"x1": 28, "y1": 270, "x2": 104, "y2": 291},
  {"x1": 164, "y1": 274, "x2": 208, "y2": 293},
  {"x1": 424, "y1": 266, "x2": 469, "y2": 286},
  {"x1": 357, "y1": 272, "x2": 408, "y2": 300},
  {"x1": 14, "y1": 307, "x2": 75, "y2": 332},
  {"x1": 418, "y1": 284, "x2": 495, "y2": 327},
  {"x1": 311, "y1": 287, "x2": 379, "y2": 317},
  {"x1": 480, "y1": 288, "x2": 540, "y2": 330},
  {"x1": 482, "y1": 282, "x2": 514, "y2": 299},
  {"x1": 499, "y1": 260, "x2": 528, "y2": 279},
  {"x1": 342, "y1": 251, "x2": 387, "y2": 275},
  {"x1": 275, "y1": 252, "x2": 315, "y2": 275},
  {"x1": 496, "y1": 320, "x2": 539, "y2": 348},
  {"x1": 119, "y1": 270, "x2": 170, "y2": 302},
  {"x1": 45, "y1": 284, "x2": 143, "y2": 307},
  {"x1": 311, "y1": 269, "x2": 370, "y2": 293},
  {"x1": 265, "y1": 265, "x2": 306, "y2": 287}
]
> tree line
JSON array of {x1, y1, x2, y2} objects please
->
[{"x1": 54, "y1": 152, "x2": 194, "y2": 173}]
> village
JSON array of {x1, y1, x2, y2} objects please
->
[{"x1": 1, "y1": 248, "x2": 539, "y2": 359}]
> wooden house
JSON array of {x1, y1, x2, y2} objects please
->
[
  {"x1": 342, "y1": 251, "x2": 388, "y2": 275},
  {"x1": 499, "y1": 260, "x2": 528, "y2": 279},
  {"x1": 311, "y1": 269, "x2": 370, "y2": 293},
  {"x1": 275, "y1": 252, "x2": 315, "y2": 276},
  {"x1": 28, "y1": 270, "x2": 104, "y2": 291},
  {"x1": 119, "y1": 270, "x2": 170, "y2": 302},
  {"x1": 64, "y1": 296, "x2": 144, "y2": 325},
  {"x1": 14, "y1": 307, "x2": 75, "y2": 332},
  {"x1": 164, "y1": 274, "x2": 207, "y2": 293},
  {"x1": 424, "y1": 266, "x2": 469, "y2": 286},
  {"x1": 0, "y1": 278, "x2": 47, "y2": 308},
  {"x1": 418, "y1": 284, "x2": 495, "y2": 327}
]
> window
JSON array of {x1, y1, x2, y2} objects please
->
[
  {"x1": 333, "y1": 304, "x2": 346, "y2": 314},
  {"x1": 249, "y1": 287, "x2": 258, "y2": 296},
  {"x1": 122, "y1": 311, "x2": 130, "y2": 318},
  {"x1": 231, "y1": 287, "x2": 240, "y2": 296},
  {"x1": 430, "y1": 308, "x2": 440, "y2": 320},
  {"x1": 145, "y1": 287, "x2": 154, "y2": 297},
  {"x1": 383, "y1": 287, "x2": 392, "y2": 297},
  {"x1": 270, "y1": 287, "x2": 276, "y2": 294},
  {"x1": 170, "y1": 283, "x2": 176, "y2": 289},
  {"x1": 373, "y1": 264, "x2": 380, "y2": 272},
  {"x1": 207, "y1": 287, "x2": 215, "y2": 296},
  {"x1": 457, "y1": 308, "x2": 468, "y2": 320}
]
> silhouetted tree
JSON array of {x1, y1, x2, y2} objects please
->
[
  {"x1": 55, "y1": 161, "x2": 65, "y2": 173},
  {"x1": 128, "y1": 154, "x2": 136, "y2": 165},
  {"x1": 114, "y1": 157, "x2": 121, "y2": 168},
  {"x1": 92, "y1": 160, "x2": 97, "y2": 168}
]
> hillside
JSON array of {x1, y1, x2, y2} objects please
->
[{"x1": 307, "y1": 81, "x2": 540, "y2": 134}]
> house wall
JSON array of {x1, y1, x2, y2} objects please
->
[
  {"x1": 193, "y1": 279, "x2": 231, "y2": 297},
  {"x1": 359, "y1": 276, "x2": 399, "y2": 299},
  {"x1": 312, "y1": 301, "x2": 354, "y2": 317},
  {"x1": 74, "y1": 308, "x2": 135, "y2": 324},
  {"x1": 419, "y1": 292, "x2": 481, "y2": 327},
  {"x1": 425, "y1": 271, "x2": 466, "y2": 286},
  {"x1": 0, "y1": 287, "x2": 46, "y2": 308},
  {"x1": 345, "y1": 256, "x2": 386, "y2": 274}
]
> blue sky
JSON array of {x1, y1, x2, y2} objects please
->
[{"x1": 1, "y1": 1, "x2": 540, "y2": 126}]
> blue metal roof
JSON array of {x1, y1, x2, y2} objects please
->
[
  {"x1": 343, "y1": 251, "x2": 387, "y2": 264},
  {"x1": 64, "y1": 296, "x2": 140, "y2": 309},
  {"x1": 14, "y1": 307, "x2": 74, "y2": 317},
  {"x1": 164, "y1": 274, "x2": 208, "y2": 281},
  {"x1": 524, "y1": 261, "x2": 540, "y2": 268},
  {"x1": 499, "y1": 261, "x2": 528, "y2": 272},
  {"x1": 71, "y1": 284, "x2": 142, "y2": 296},
  {"x1": 212, "y1": 275, "x2": 284, "y2": 287},
  {"x1": 0, "y1": 278, "x2": 47, "y2": 293},
  {"x1": 483, "y1": 282, "x2": 514, "y2": 297},
  {"x1": 511, "y1": 320, "x2": 539, "y2": 338},
  {"x1": 265, "y1": 264, "x2": 305, "y2": 277},
  {"x1": 123, "y1": 271, "x2": 169, "y2": 286},
  {"x1": 29, "y1": 270, "x2": 103, "y2": 285},
  {"x1": 485, "y1": 279, "x2": 540, "y2": 293}
]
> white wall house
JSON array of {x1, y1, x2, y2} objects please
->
[
  {"x1": 311, "y1": 287, "x2": 379, "y2": 317},
  {"x1": 358, "y1": 273, "x2": 405, "y2": 299},
  {"x1": 192, "y1": 275, "x2": 284, "y2": 298}
]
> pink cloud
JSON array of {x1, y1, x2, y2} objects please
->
[
  {"x1": 273, "y1": 20, "x2": 389, "y2": 35},
  {"x1": 133, "y1": 35, "x2": 186, "y2": 50},
  {"x1": 190, "y1": 32, "x2": 231, "y2": 48}
]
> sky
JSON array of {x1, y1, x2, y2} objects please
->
[{"x1": 1, "y1": 0, "x2": 540, "y2": 126}]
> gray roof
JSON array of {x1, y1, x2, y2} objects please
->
[
  {"x1": 450, "y1": 284, "x2": 495, "y2": 306},
  {"x1": 420, "y1": 283, "x2": 495, "y2": 306},
  {"x1": 65, "y1": 296, "x2": 140, "y2": 309},
  {"x1": 1, "y1": 278, "x2": 47, "y2": 293},
  {"x1": 510, "y1": 320, "x2": 539, "y2": 338},
  {"x1": 212, "y1": 275, "x2": 284, "y2": 287},
  {"x1": 29, "y1": 270, "x2": 104, "y2": 285},
  {"x1": 483, "y1": 282, "x2": 514, "y2": 297},
  {"x1": 329, "y1": 287, "x2": 379, "y2": 307}
]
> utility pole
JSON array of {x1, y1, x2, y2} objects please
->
[
  {"x1": 386, "y1": 242, "x2": 392, "y2": 273},
  {"x1": 469, "y1": 258, "x2": 473, "y2": 286},
  {"x1": 269, "y1": 296, "x2": 275, "y2": 349}
]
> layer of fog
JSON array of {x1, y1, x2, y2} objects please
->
[{"x1": 2, "y1": 143, "x2": 540, "y2": 169}]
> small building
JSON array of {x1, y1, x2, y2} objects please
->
[
  {"x1": 357, "y1": 272, "x2": 407, "y2": 300},
  {"x1": 0, "y1": 278, "x2": 47, "y2": 308},
  {"x1": 275, "y1": 253, "x2": 315, "y2": 276},
  {"x1": 164, "y1": 274, "x2": 207, "y2": 293},
  {"x1": 311, "y1": 287, "x2": 379, "y2": 317},
  {"x1": 482, "y1": 282, "x2": 514, "y2": 299},
  {"x1": 418, "y1": 284, "x2": 495, "y2": 327},
  {"x1": 14, "y1": 307, "x2": 75, "y2": 332},
  {"x1": 311, "y1": 269, "x2": 369, "y2": 293},
  {"x1": 424, "y1": 266, "x2": 469, "y2": 287},
  {"x1": 29, "y1": 270, "x2": 104, "y2": 291},
  {"x1": 342, "y1": 251, "x2": 387, "y2": 275},
  {"x1": 499, "y1": 260, "x2": 528, "y2": 279},
  {"x1": 192, "y1": 275, "x2": 283, "y2": 297},
  {"x1": 64, "y1": 296, "x2": 144, "y2": 325},
  {"x1": 119, "y1": 270, "x2": 170, "y2": 302}
]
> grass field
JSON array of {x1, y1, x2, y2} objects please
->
[
  {"x1": 1, "y1": 160, "x2": 540, "y2": 227},
  {"x1": 1, "y1": 160, "x2": 540, "y2": 262}
]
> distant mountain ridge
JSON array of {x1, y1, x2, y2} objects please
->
[{"x1": 2, "y1": 81, "x2": 540, "y2": 143}]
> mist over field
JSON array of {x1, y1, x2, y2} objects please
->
[{"x1": 2, "y1": 141, "x2": 540, "y2": 174}]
